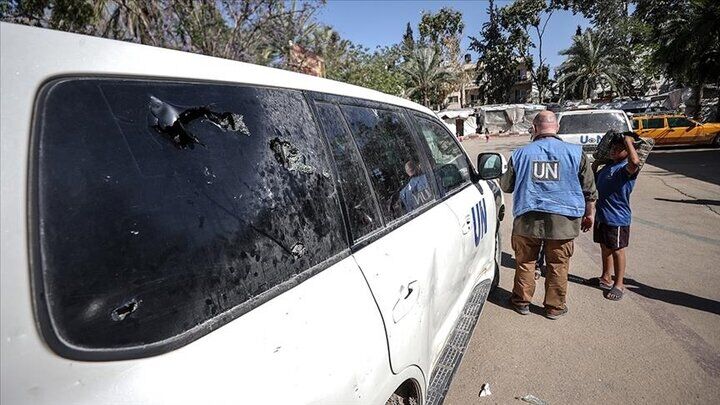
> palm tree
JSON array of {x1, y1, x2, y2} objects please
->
[
  {"x1": 556, "y1": 29, "x2": 628, "y2": 100},
  {"x1": 401, "y1": 46, "x2": 453, "y2": 108}
]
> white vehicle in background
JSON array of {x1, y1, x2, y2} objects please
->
[
  {"x1": 557, "y1": 109, "x2": 633, "y2": 152},
  {"x1": 1, "y1": 22, "x2": 505, "y2": 405}
]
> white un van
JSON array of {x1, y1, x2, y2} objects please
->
[
  {"x1": 1, "y1": 22, "x2": 505, "y2": 405},
  {"x1": 557, "y1": 109, "x2": 633, "y2": 152}
]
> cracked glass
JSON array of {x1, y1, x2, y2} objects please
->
[{"x1": 34, "y1": 78, "x2": 345, "y2": 352}]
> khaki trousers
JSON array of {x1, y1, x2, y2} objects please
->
[{"x1": 510, "y1": 234, "x2": 574, "y2": 310}]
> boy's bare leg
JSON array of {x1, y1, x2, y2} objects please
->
[
  {"x1": 600, "y1": 244, "x2": 614, "y2": 286},
  {"x1": 610, "y1": 247, "x2": 626, "y2": 290}
]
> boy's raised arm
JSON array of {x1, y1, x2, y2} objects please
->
[{"x1": 624, "y1": 135, "x2": 640, "y2": 174}]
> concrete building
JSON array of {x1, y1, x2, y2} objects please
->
[{"x1": 442, "y1": 57, "x2": 538, "y2": 109}]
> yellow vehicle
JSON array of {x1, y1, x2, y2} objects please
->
[{"x1": 632, "y1": 114, "x2": 720, "y2": 146}]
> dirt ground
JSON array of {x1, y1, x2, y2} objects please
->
[{"x1": 445, "y1": 136, "x2": 720, "y2": 404}]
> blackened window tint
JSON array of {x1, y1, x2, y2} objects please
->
[
  {"x1": 340, "y1": 105, "x2": 433, "y2": 222},
  {"x1": 646, "y1": 118, "x2": 665, "y2": 129},
  {"x1": 35, "y1": 78, "x2": 344, "y2": 356},
  {"x1": 314, "y1": 102, "x2": 382, "y2": 239},
  {"x1": 415, "y1": 117, "x2": 472, "y2": 196},
  {"x1": 667, "y1": 117, "x2": 693, "y2": 128}
]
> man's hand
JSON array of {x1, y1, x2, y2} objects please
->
[{"x1": 581, "y1": 215, "x2": 593, "y2": 232}]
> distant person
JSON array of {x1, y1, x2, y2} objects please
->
[
  {"x1": 587, "y1": 133, "x2": 640, "y2": 301},
  {"x1": 500, "y1": 111, "x2": 597, "y2": 319},
  {"x1": 399, "y1": 161, "x2": 431, "y2": 213}
]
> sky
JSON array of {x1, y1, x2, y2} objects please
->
[{"x1": 317, "y1": 0, "x2": 591, "y2": 71}]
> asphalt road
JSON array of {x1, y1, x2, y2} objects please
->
[{"x1": 445, "y1": 136, "x2": 720, "y2": 404}]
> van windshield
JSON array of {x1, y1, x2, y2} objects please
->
[{"x1": 558, "y1": 112, "x2": 629, "y2": 134}]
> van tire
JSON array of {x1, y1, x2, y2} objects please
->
[{"x1": 712, "y1": 133, "x2": 720, "y2": 148}]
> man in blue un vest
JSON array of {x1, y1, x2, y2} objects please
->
[{"x1": 500, "y1": 111, "x2": 597, "y2": 319}]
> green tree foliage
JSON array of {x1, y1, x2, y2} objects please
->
[
  {"x1": 498, "y1": 0, "x2": 555, "y2": 102},
  {"x1": 418, "y1": 6, "x2": 464, "y2": 45},
  {"x1": 1, "y1": 0, "x2": 324, "y2": 68},
  {"x1": 327, "y1": 45, "x2": 406, "y2": 97},
  {"x1": 469, "y1": 0, "x2": 517, "y2": 104},
  {"x1": 416, "y1": 7, "x2": 466, "y2": 107},
  {"x1": 556, "y1": 29, "x2": 629, "y2": 100},
  {"x1": 401, "y1": 46, "x2": 453, "y2": 107},
  {"x1": 634, "y1": 0, "x2": 720, "y2": 118},
  {"x1": 402, "y1": 22, "x2": 414, "y2": 54}
]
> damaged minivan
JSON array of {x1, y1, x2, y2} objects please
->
[{"x1": 0, "y1": 22, "x2": 505, "y2": 405}]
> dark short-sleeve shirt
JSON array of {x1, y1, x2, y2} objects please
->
[{"x1": 596, "y1": 160, "x2": 637, "y2": 226}]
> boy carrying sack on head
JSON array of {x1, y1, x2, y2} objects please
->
[{"x1": 587, "y1": 132, "x2": 644, "y2": 301}]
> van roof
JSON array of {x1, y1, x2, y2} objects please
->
[
  {"x1": 0, "y1": 22, "x2": 433, "y2": 115},
  {"x1": 557, "y1": 109, "x2": 627, "y2": 116}
]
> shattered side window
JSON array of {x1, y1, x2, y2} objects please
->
[
  {"x1": 34, "y1": 78, "x2": 345, "y2": 355},
  {"x1": 414, "y1": 116, "x2": 472, "y2": 196},
  {"x1": 314, "y1": 102, "x2": 382, "y2": 240},
  {"x1": 340, "y1": 105, "x2": 434, "y2": 222}
]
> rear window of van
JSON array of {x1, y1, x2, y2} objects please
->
[
  {"x1": 558, "y1": 112, "x2": 630, "y2": 134},
  {"x1": 33, "y1": 78, "x2": 345, "y2": 359}
]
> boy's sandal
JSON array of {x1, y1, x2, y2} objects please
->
[
  {"x1": 584, "y1": 277, "x2": 613, "y2": 290},
  {"x1": 605, "y1": 287, "x2": 624, "y2": 301}
]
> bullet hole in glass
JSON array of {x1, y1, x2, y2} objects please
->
[
  {"x1": 291, "y1": 242, "x2": 307, "y2": 259},
  {"x1": 148, "y1": 95, "x2": 250, "y2": 149},
  {"x1": 269, "y1": 137, "x2": 315, "y2": 174},
  {"x1": 111, "y1": 299, "x2": 140, "y2": 322}
]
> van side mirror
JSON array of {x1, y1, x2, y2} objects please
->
[{"x1": 476, "y1": 153, "x2": 507, "y2": 180}]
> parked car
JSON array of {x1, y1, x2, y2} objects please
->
[
  {"x1": 0, "y1": 22, "x2": 505, "y2": 405},
  {"x1": 556, "y1": 109, "x2": 633, "y2": 152},
  {"x1": 631, "y1": 114, "x2": 720, "y2": 147}
]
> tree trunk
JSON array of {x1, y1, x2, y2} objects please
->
[{"x1": 692, "y1": 84, "x2": 703, "y2": 120}]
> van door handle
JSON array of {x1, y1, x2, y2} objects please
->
[{"x1": 392, "y1": 281, "x2": 419, "y2": 323}]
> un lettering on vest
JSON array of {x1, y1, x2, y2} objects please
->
[
  {"x1": 532, "y1": 161, "x2": 560, "y2": 181},
  {"x1": 471, "y1": 200, "x2": 487, "y2": 247}
]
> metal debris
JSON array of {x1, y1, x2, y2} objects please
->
[
  {"x1": 479, "y1": 383, "x2": 492, "y2": 397},
  {"x1": 517, "y1": 394, "x2": 549, "y2": 405}
]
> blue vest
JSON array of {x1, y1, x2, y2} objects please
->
[{"x1": 511, "y1": 137, "x2": 585, "y2": 218}]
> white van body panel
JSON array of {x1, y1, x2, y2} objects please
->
[
  {"x1": 433, "y1": 182, "x2": 496, "y2": 354},
  {"x1": 1, "y1": 22, "x2": 496, "y2": 404},
  {"x1": 556, "y1": 109, "x2": 633, "y2": 146},
  {"x1": 353, "y1": 202, "x2": 461, "y2": 376},
  {"x1": 2, "y1": 259, "x2": 411, "y2": 405},
  {"x1": 0, "y1": 21, "x2": 419, "y2": 405}
]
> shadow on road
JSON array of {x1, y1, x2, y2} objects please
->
[
  {"x1": 499, "y1": 251, "x2": 720, "y2": 316},
  {"x1": 563, "y1": 274, "x2": 720, "y2": 316},
  {"x1": 488, "y1": 286, "x2": 544, "y2": 315},
  {"x1": 646, "y1": 149, "x2": 720, "y2": 186},
  {"x1": 655, "y1": 197, "x2": 720, "y2": 206},
  {"x1": 501, "y1": 251, "x2": 516, "y2": 269},
  {"x1": 624, "y1": 277, "x2": 720, "y2": 316}
]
